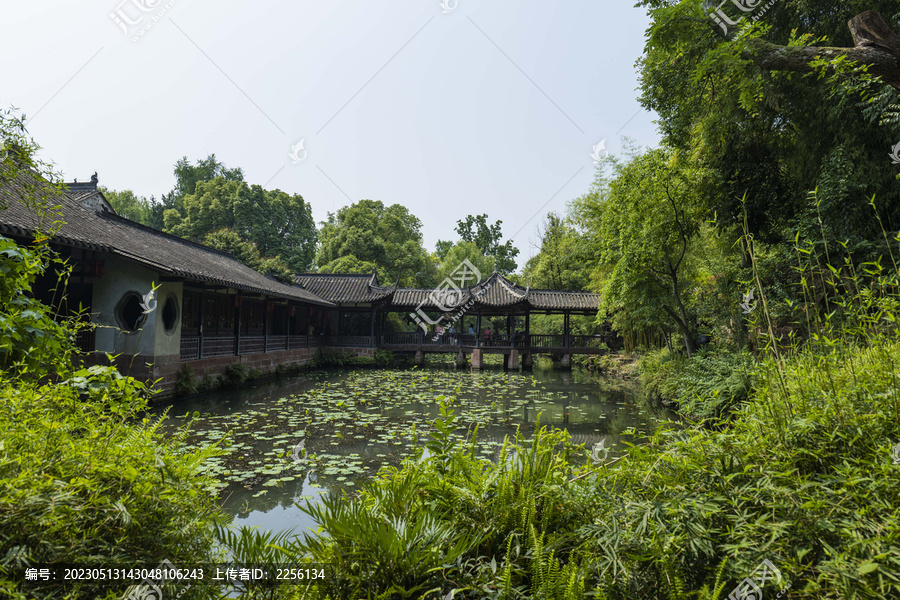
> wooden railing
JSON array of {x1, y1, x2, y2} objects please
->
[
  {"x1": 180, "y1": 336, "x2": 200, "y2": 361},
  {"x1": 238, "y1": 336, "x2": 266, "y2": 355},
  {"x1": 570, "y1": 334, "x2": 604, "y2": 348},
  {"x1": 268, "y1": 335, "x2": 288, "y2": 351},
  {"x1": 326, "y1": 335, "x2": 373, "y2": 347},
  {"x1": 204, "y1": 336, "x2": 237, "y2": 357},
  {"x1": 178, "y1": 331, "x2": 603, "y2": 362},
  {"x1": 529, "y1": 334, "x2": 565, "y2": 348},
  {"x1": 381, "y1": 332, "x2": 419, "y2": 345}
]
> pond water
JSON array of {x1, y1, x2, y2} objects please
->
[{"x1": 152, "y1": 361, "x2": 675, "y2": 536}]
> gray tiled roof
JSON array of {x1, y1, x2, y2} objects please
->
[
  {"x1": 0, "y1": 169, "x2": 333, "y2": 306},
  {"x1": 295, "y1": 272, "x2": 396, "y2": 303},
  {"x1": 390, "y1": 271, "x2": 600, "y2": 312},
  {"x1": 528, "y1": 290, "x2": 601, "y2": 311}
]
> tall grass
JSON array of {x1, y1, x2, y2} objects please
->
[{"x1": 273, "y1": 206, "x2": 900, "y2": 599}]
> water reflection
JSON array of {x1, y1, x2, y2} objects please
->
[{"x1": 153, "y1": 364, "x2": 675, "y2": 534}]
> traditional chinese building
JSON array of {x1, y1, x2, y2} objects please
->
[{"x1": 1, "y1": 170, "x2": 606, "y2": 395}]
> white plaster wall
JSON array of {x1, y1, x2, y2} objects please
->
[
  {"x1": 90, "y1": 256, "x2": 180, "y2": 358},
  {"x1": 152, "y1": 281, "x2": 183, "y2": 357}
]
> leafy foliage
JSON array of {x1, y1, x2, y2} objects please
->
[
  {"x1": 575, "y1": 148, "x2": 707, "y2": 354},
  {"x1": 438, "y1": 214, "x2": 519, "y2": 275},
  {"x1": 98, "y1": 187, "x2": 154, "y2": 225},
  {"x1": 297, "y1": 253, "x2": 900, "y2": 598},
  {"x1": 639, "y1": 347, "x2": 755, "y2": 421},
  {"x1": 203, "y1": 228, "x2": 293, "y2": 283},
  {"x1": 164, "y1": 174, "x2": 317, "y2": 273},
  {"x1": 0, "y1": 115, "x2": 227, "y2": 599},
  {"x1": 434, "y1": 240, "x2": 494, "y2": 284},
  {"x1": 637, "y1": 0, "x2": 900, "y2": 243},
  {"x1": 316, "y1": 200, "x2": 437, "y2": 287},
  {"x1": 521, "y1": 212, "x2": 589, "y2": 291}
]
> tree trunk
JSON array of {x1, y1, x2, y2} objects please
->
[
  {"x1": 663, "y1": 305, "x2": 697, "y2": 356},
  {"x1": 741, "y1": 11, "x2": 900, "y2": 89}
]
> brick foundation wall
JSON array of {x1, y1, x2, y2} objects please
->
[{"x1": 86, "y1": 346, "x2": 375, "y2": 397}]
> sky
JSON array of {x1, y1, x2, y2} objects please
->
[{"x1": 2, "y1": 0, "x2": 660, "y2": 267}]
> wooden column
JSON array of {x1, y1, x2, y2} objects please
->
[
  {"x1": 264, "y1": 298, "x2": 269, "y2": 353},
  {"x1": 370, "y1": 309, "x2": 376, "y2": 347},
  {"x1": 476, "y1": 311, "x2": 482, "y2": 348},
  {"x1": 198, "y1": 291, "x2": 205, "y2": 359},
  {"x1": 234, "y1": 293, "x2": 242, "y2": 356},
  {"x1": 564, "y1": 312, "x2": 570, "y2": 349}
]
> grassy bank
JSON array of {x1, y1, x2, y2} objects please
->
[
  {"x1": 278, "y1": 236, "x2": 900, "y2": 599},
  {"x1": 281, "y1": 332, "x2": 899, "y2": 599}
]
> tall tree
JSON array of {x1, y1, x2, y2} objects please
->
[
  {"x1": 576, "y1": 149, "x2": 705, "y2": 355},
  {"x1": 162, "y1": 177, "x2": 317, "y2": 272},
  {"x1": 149, "y1": 154, "x2": 244, "y2": 229},
  {"x1": 434, "y1": 240, "x2": 494, "y2": 285},
  {"x1": 202, "y1": 228, "x2": 293, "y2": 283},
  {"x1": 441, "y1": 214, "x2": 520, "y2": 274},
  {"x1": 638, "y1": 1, "x2": 900, "y2": 247},
  {"x1": 99, "y1": 188, "x2": 153, "y2": 226},
  {"x1": 522, "y1": 212, "x2": 590, "y2": 290},
  {"x1": 316, "y1": 200, "x2": 437, "y2": 287}
]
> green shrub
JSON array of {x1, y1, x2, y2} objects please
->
[
  {"x1": 310, "y1": 349, "x2": 374, "y2": 368},
  {"x1": 0, "y1": 236, "x2": 227, "y2": 599},
  {"x1": 374, "y1": 348, "x2": 395, "y2": 367},
  {"x1": 0, "y1": 369, "x2": 226, "y2": 599},
  {"x1": 197, "y1": 371, "x2": 219, "y2": 392},
  {"x1": 297, "y1": 400, "x2": 581, "y2": 599},
  {"x1": 223, "y1": 362, "x2": 251, "y2": 387},
  {"x1": 639, "y1": 347, "x2": 755, "y2": 421},
  {"x1": 175, "y1": 364, "x2": 198, "y2": 396}
]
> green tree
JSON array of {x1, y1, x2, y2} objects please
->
[
  {"x1": 163, "y1": 176, "x2": 317, "y2": 272},
  {"x1": 434, "y1": 240, "x2": 493, "y2": 284},
  {"x1": 99, "y1": 187, "x2": 153, "y2": 225},
  {"x1": 445, "y1": 214, "x2": 520, "y2": 274},
  {"x1": 149, "y1": 154, "x2": 244, "y2": 228},
  {"x1": 316, "y1": 200, "x2": 437, "y2": 287},
  {"x1": 576, "y1": 149, "x2": 705, "y2": 355},
  {"x1": 521, "y1": 212, "x2": 589, "y2": 290},
  {"x1": 203, "y1": 228, "x2": 293, "y2": 283},
  {"x1": 637, "y1": 1, "x2": 900, "y2": 246}
]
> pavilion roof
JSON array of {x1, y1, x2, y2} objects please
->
[
  {"x1": 294, "y1": 271, "x2": 397, "y2": 304},
  {"x1": 389, "y1": 271, "x2": 600, "y2": 313}
]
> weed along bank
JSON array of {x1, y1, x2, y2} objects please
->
[{"x1": 1, "y1": 173, "x2": 610, "y2": 395}]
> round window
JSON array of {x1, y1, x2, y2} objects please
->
[
  {"x1": 115, "y1": 292, "x2": 145, "y2": 332},
  {"x1": 162, "y1": 294, "x2": 179, "y2": 335}
]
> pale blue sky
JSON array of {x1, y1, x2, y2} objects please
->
[{"x1": 2, "y1": 1, "x2": 659, "y2": 265}]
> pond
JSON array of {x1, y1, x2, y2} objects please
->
[{"x1": 152, "y1": 361, "x2": 676, "y2": 536}]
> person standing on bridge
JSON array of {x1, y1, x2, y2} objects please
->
[{"x1": 484, "y1": 327, "x2": 492, "y2": 345}]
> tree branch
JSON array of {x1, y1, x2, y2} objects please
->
[
  {"x1": 664, "y1": 182, "x2": 689, "y2": 273},
  {"x1": 741, "y1": 11, "x2": 900, "y2": 89}
]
